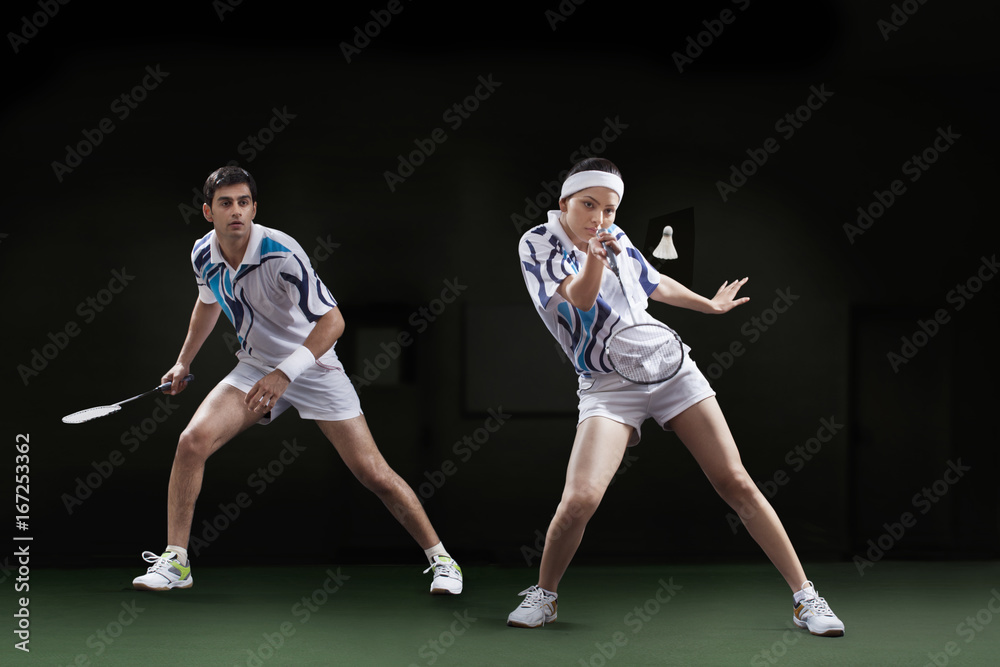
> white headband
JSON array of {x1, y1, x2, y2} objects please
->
[{"x1": 560, "y1": 170, "x2": 625, "y2": 204}]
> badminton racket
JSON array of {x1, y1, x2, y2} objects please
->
[
  {"x1": 62, "y1": 374, "x2": 194, "y2": 424},
  {"x1": 602, "y1": 232, "x2": 684, "y2": 384}
]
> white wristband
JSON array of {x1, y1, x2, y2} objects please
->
[{"x1": 276, "y1": 345, "x2": 315, "y2": 382}]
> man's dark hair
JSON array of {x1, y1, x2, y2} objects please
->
[{"x1": 203, "y1": 166, "x2": 258, "y2": 206}]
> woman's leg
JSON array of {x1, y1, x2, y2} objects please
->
[
  {"x1": 669, "y1": 397, "x2": 807, "y2": 592},
  {"x1": 537, "y1": 416, "x2": 632, "y2": 592}
]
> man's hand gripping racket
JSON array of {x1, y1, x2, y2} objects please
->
[
  {"x1": 600, "y1": 230, "x2": 684, "y2": 384},
  {"x1": 61, "y1": 374, "x2": 195, "y2": 424}
]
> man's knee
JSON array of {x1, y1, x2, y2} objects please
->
[
  {"x1": 355, "y1": 463, "x2": 399, "y2": 496},
  {"x1": 175, "y1": 428, "x2": 214, "y2": 462}
]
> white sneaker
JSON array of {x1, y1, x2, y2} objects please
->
[
  {"x1": 507, "y1": 585, "x2": 558, "y2": 628},
  {"x1": 793, "y1": 581, "x2": 844, "y2": 636},
  {"x1": 423, "y1": 555, "x2": 463, "y2": 594},
  {"x1": 132, "y1": 551, "x2": 193, "y2": 591}
]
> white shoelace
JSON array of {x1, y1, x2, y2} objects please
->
[
  {"x1": 802, "y1": 593, "x2": 834, "y2": 617},
  {"x1": 423, "y1": 558, "x2": 460, "y2": 580},
  {"x1": 140, "y1": 550, "x2": 175, "y2": 575},
  {"x1": 517, "y1": 586, "x2": 549, "y2": 608}
]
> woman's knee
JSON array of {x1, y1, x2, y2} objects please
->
[
  {"x1": 714, "y1": 468, "x2": 763, "y2": 508},
  {"x1": 558, "y1": 485, "x2": 605, "y2": 523}
]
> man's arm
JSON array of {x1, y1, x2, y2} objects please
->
[
  {"x1": 650, "y1": 274, "x2": 749, "y2": 314},
  {"x1": 300, "y1": 306, "x2": 345, "y2": 360},
  {"x1": 163, "y1": 298, "x2": 223, "y2": 394},
  {"x1": 244, "y1": 307, "x2": 344, "y2": 414}
]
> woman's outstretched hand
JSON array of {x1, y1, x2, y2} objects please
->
[{"x1": 708, "y1": 277, "x2": 750, "y2": 313}]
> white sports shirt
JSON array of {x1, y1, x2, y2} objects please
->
[
  {"x1": 192, "y1": 222, "x2": 339, "y2": 369},
  {"x1": 519, "y1": 210, "x2": 663, "y2": 377}
]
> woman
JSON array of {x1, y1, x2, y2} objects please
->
[{"x1": 510, "y1": 158, "x2": 843, "y2": 637}]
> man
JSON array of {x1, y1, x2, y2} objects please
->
[{"x1": 132, "y1": 166, "x2": 462, "y2": 595}]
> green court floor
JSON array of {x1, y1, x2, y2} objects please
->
[{"x1": 8, "y1": 561, "x2": 1000, "y2": 666}]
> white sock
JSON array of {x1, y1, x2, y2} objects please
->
[
  {"x1": 166, "y1": 545, "x2": 188, "y2": 566},
  {"x1": 794, "y1": 581, "x2": 816, "y2": 603},
  {"x1": 423, "y1": 542, "x2": 449, "y2": 565}
]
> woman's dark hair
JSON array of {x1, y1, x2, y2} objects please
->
[
  {"x1": 566, "y1": 157, "x2": 622, "y2": 180},
  {"x1": 203, "y1": 166, "x2": 258, "y2": 206}
]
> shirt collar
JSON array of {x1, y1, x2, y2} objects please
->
[
  {"x1": 546, "y1": 210, "x2": 578, "y2": 254},
  {"x1": 210, "y1": 222, "x2": 264, "y2": 270}
]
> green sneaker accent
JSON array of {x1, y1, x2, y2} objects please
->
[{"x1": 163, "y1": 553, "x2": 191, "y2": 579}]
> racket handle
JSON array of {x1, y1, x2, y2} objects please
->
[
  {"x1": 601, "y1": 236, "x2": 620, "y2": 275},
  {"x1": 157, "y1": 374, "x2": 195, "y2": 391}
]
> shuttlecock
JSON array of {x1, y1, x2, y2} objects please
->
[{"x1": 652, "y1": 226, "x2": 678, "y2": 260}]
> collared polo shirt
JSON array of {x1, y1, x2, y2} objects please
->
[
  {"x1": 518, "y1": 210, "x2": 662, "y2": 377},
  {"x1": 191, "y1": 222, "x2": 338, "y2": 368}
]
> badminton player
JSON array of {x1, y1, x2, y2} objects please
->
[
  {"x1": 132, "y1": 166, "x2": 462, "y2": 595},
  {"x1": 508, "y1": 158, "x2": 843, "y2": 636}
]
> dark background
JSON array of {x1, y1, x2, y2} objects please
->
[{"x1": 3, "y1": 0, "x2": 997, "y2": 570}]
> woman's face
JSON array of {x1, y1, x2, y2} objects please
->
[{"x1": 558, "y1": 186, "x2": 620, "y2": 250}]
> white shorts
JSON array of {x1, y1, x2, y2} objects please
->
[
  {"x1": 220, "y1": 357, "x2": 363, "y2": 425},
  {"x1": 577, "y1": 347, "x2": 716, "y2": 447}
]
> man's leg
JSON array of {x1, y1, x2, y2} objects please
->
[
  {"x1": 316, "y1": 415, "x2": 462, "y2": 594},
  {"x1": 315, "y1": 415, "x2": 439, "y2": 548},
  {"x1": 167, "y1": 383, "x2": 262, "y2": 550},
  {"x1": 134, "y1": 383, "x2": 260, "y2": 590}
]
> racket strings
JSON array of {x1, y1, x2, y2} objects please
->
[
  {"x1": 61, "y1": 405, "x2": 122, "y2": 424},
  {"x1": 607, "y1": 323, "x2": 684, "y2": 384}
]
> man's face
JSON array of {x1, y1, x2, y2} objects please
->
[{"x1": 203, "y1": 183, "x2": 256, "y2": 244}]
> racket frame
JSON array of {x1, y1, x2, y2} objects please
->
[
  {"x1": 61, "y1": 374, "x2": 194, "y2": 424},
  {"x1": 601, "y1": 232, "x2": 684, "y2": 383}
]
